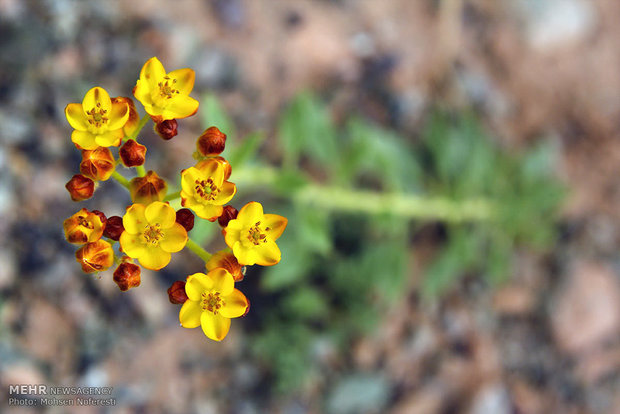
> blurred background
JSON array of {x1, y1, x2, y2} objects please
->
[{"x1": 1, "y1": 0, "x2": 620, "y2": 413}]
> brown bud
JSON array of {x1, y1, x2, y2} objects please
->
[
  {"x1": 75, "y1": 240, "x2": 114, "y2": 273},
  {"x1": 80, "y1": 147, "x2": 115, "y2": 181},
  {"x1": 103, "y1": 215, "x2": 124, "y2": 241},
  {"x1": 218, "y1": 205, "x2": 238, "y2": 228},
  {"x1": 197, "y1": 126, "x2": 226, "y2": 156},
  {"x1": 113, "y1": 97, "x2": 140, "y2": 137},
  {"x1": 175, "y1": 208, "x2": 195, "y2": 232},
  {"x1": 119, "y1": 139, "x2": 147, "y2": 167},
  {"x1": 113, "y1": 259, "x2": 141, "y2": 291},
  {"x1": 167, "y1": 280, "x2": 188, "y2": 304},
  {"x1": 155, "y1": 119, "x2": 178, "y2": 140},
  {"x1": 206, "y1": 250, "x2": 245, "y2": 282},
  {"x1": 66, "y1": 174, "x2": 95, "y2": 201},
  {"x1": 63, "y1": 208, "x2": 105, "y2": 244},
  {"x1": 129, "y1": 170, "x2": 167, "y2": 205}
]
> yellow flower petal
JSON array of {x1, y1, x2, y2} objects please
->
[
  {"x1": 220, "y1": 289, "x2": 249, "y2": 318},
  {"x1": 145, "y1": 201, "x2": 176, "y2": 228},
  {"x1": 185, "y1": 272, "x2": 213, "y2": 301},
  {"x1": 191, "y1": 203, "x2": 223, "y2": 221},
  {"x1": 208, "y1": 268, "x2": 234, "y2": 295},
  {"x1": 168, "y1": 68, "x2": 195, "y2": 95},
  {"x1": 71, "y1": 130, "x2": 98, "y2": 150},
  {"x1": 263, "y1": 214, "x2": 288, "y2": 240},
  {"x1": 94, "y1": 129, "x2": 124, "y2": 147},
  {"x1": 196, "y1": 159, "x2": 224, "y2": 186},
  {"x1": 119, "y1": 231, "x2": 146, "y2": 258},
  {"x1": 82, "y1": 87, "x2": 111, "y2": 113},
  {"x1": 161, "y1": 95, "x2": 199, "y2": 120},
  {"x1": 179, "y1": 300, "x2": 202, "y2": 328},
  {"x1": 200, "y1": 312, "x2": 231, "y2": 341},
  {"x1": 213, "y1": 181, "x2": 236, "y2": 205},
  {"x1": 138, "y1": 246, "x2": 171, "y2": 270},
  {"x1": 180, "y1": 167, "x2": 200, "y2": 195},
  {"x1": 160, "y1": 223, "x2": 187, "y2": 253},
  {"x1": 232, "y1": 241, "x2": 260, "y2": 266},
  {"x1": 65, "y1": 103, "x2": 88, "y2": 131},
  {"x1": 106, "y1": 100, "x2": 130, "y2": 130},
  {"x1": 254, "y1": 240, "x2": 282, "y2": 266},
  {"x1": 223, "y1": 220, "x2": 242, "y2": 248},
  {"x1": 141, "y1": 57, "x2": 166, "y2": 90},
  {"x1": 238, "y1": 202, "x2": 263, "y2": 226},
  {"x1": 122, "y1": 204, "x2": 147, "y2": 234}
]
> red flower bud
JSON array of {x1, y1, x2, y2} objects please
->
[
  {"x1": 218, "y1": 205, "x2": 238, "y2": 228},
  {"x1": 119, "y1": 139, "x2": 147, "y2": 167},
  {"x1": 103, "y1": 215, "x2": 124, "y2": 241},
  {"x1": 113, "y1": 258, "x2": 141, "y2": 291},
  {"x1": 175, "y1": 208, "x2": 195, "y2": 232},
  {"x1": 167, "y1": 280, "x2": 188, "y2": 304},
  {"x1": 66, "y1": 174, "x2": 94, "y2": 201},
  {"x1": 80, "y1": 147, "x2": 115, "y2": 181},
  {"x1": 196, "y1": 126, "x2": 226, "y2": 156},
  {"x1": 155, "y1": 119, "x2": 178, "y2": 140}
]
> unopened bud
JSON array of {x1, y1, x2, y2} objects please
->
[
  {"x1": 196, "y1": 126, "x2": 227, "y2": 156},
  {"x1": 167, "y1": 280, "x2": 188, "y2": 304},
  {"x1": 129, "y1": 170, "x2": 167, "y2": 205},
  {"x1": 113, "y1": 97, "x2": 140, "y2": 137},
  {"x1": 63, "y1": 208, "x2": 105, "y2": 244},
  {"x1": 75, "y1": 240, "x2": 114, "y2": 273},
  {"x1": 218, "y1": 205, "x2": 238, "y2": 228},
  {"x1": 80, "y1": 147, "x2": 115, "y2": 181},
  {"x1": 206, "y1": 250, "x2": 245, "y2": 282},
  {"x1": 119, "y1": 139, "x2": 146, "y2": 167},
  {"x1": 175, "y1": 208, "x2": 195, "y2": 232},
  {"x1": 103, "y1": 215, "x2": 124, "y2": 241},
  {"x1": 66, "y1": 174, "x2": 94, "y2": 201},
  {"x1": 113, "y1": 258, "x2": 141, "y2": 291},
  {"x1": 155, "y1": 119, "x2": 178, "y2": 140}
]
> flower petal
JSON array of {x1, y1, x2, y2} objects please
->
[
  {"x1": 238, "y1": 202, "x2": 263, "y2": 226},
  {"x1": 220, "y1": 289, "x2": 249, "y2": 318},
  {"x1": 161, "y1": 95, "x2": 199, "y2": 120},
  {"x1": 71, "y1": 130, "x2": 98, "y2": 150},
  {"x1": 138, "y1": 246, "x2": 171, "y2": 270},
  {"x1": 119, "y1": 231, "x2": 146, "y2": 258},
  {"x1": 232, "y1": 241, "x2": 260, "y2": 266},
  {"x1": 185, "y1": 272, "x2": 212, "y2": 301},
  {"x1": 94, "y1": 129, "x2": 124, "y2": 147},
  {"x1": 196, "y1": 159, "x2": 224, "y2": 186},
  {"x1": 208, "y1": 268, "x2": 234, "y2": 295},
  {"x1": 167, "y1": 68, "x2": 195, "y2": 95},
  {"x1": 179, "y1": 300, "x2": 202, "y2": 328},
  {"x1": 254, "y1": 240, "x2": 281, "y2": 266},
  {"x1": 160, "y1": 223, "x2": 187, "y2": 253},
  {"x1": 140, "y1": 57, "x2": 166, "y2": 90},
  {"x1": 223, "y1": 221, "x2": 242, "y2": 249},
  {"x1": 106, "y1": 101, "x2": 130, "y2": 130},
  {"x1": 263, "y1": 214, "x2": 288, "y2": 240},
  {"x1": 214, "y1": 181, "x2": 236, "y2": 205},
  {"x1": 200, "y1": 312, "x2": 231, "y2": 341},
  {"x1": 191, "y1": 204, "x2": 223, "y2": 221},
  {"x1": 82, "y1": 87, "x2": 111, "y2": 113},
  {"x1": 123, "y1": 204, "x2": 147, "y2": 234},
  {"x1": 181, "y1": 167, "x2": 201, "y2": 195},
  {"x1": 65, "y1": 103, "x2": 88, "y2": 131},
  {"x1": 145, "y1": 201, "x2": 176, "y2": 228}
]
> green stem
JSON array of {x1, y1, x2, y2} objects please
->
[
  {"x1": 164, "y1": 191, "x2": 181, "y2": 202},
  {"x1": 185, "y1": 238, "x2": 213, "y2": 263},
  {"x1": 111, "y1": 171, "x2": 131, "y2": 190},
  {"x1": 128, "y1": 114, "x2": 151, "y2": 141},
  {"x1": 136, "y1": 165, "x2": 146, "y2": 177}
]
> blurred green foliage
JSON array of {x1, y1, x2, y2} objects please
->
[{"x1": 200, "y1": 93, "x2": 564, "y2": 393}]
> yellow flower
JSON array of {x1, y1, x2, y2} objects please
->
[
  {"x1": 179, "y1": 269, "x2": 249, "y2": 341},
  {"x1": 65, "y1": 87, "x2": 129, "y2": 150},
  {"x1": 133, "y1": 57, "x2": 199, "y2": 122},
  {"x1": 75, "y1": 240, "x2": 114, "y2": 273},
  {"x1": 223, "y1": 202, "x2": 287, "y2": 266},
  {"x1": 180, "y1": 159, "x2": 236, "y2": 221},
  {"x1": 119, "y1": 202, "x2": 188, "y2": 270},
  {"x1": 64, "y1": 208, "x2": 105, "y2": 244}
]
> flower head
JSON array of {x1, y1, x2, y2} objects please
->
[
  {"x1": 179, "y1": 268, "x2": 249, "y2": 341},
  {"x1": 223, "y1": 202, "x2": 287, "y2": 266},
  {"x1": 181, "y1": 159, "x2": 236, "y2": 221},
  {"x1": 75, "y1": 240, "x2": 114, "y2": 273},
  {"x1": 133, "y1": 57, "x2": 199, "y2": 122},
  {"x1": 206, "y1": 250, "x2": 245, "y2": 282},
  {"x1": 80, "y1": 147, "x2": 115, "y2": 181},
  {"x1": 64, "y1": 208, "x2": 105, "y2": 244},
  {"x1": 65, "y1": 87, "x2": 129, "y2": 149},
  {"x1": 129, "y1": 170, "x2": 167, "y2": 205},
  {"x1": 119, "y1": 202, "x2": 188, "y2": 270}
]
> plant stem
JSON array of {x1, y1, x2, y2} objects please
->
[
  {"x1": 185, "y1": 238, "x2": 213, "y2": 263},
  {"x1": 111, "y1": 171, "x2": 131, "y2": 190},
  {"x1": 136, "y1": 165, "x2": 146, "y2": 177},
  {"x1": 164, "y1": 191, "x2": 181, "y2": 202},
  {"x1": 128, "y1": 114, "x2": 151, "y2": 141}
]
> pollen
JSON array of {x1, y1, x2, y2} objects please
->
[
  {"x1": 142, "y1": 224, "x2": 164, "y2": 245},
  {"x1": 194, "y1": 178, "x2": 220, "y2": 201},
  {"x1": 201, "y1": 291, "x2": 223, "y2": 314},
  {"x1": 158, "y1": 76, "x2": 179, "y2": 99},
  {"x1": 86, "y1": 102, "x2": 109, "y2": 128},
  {"x1": 78, "y1": 216, "x2": 94, "y2": 229},
  {"x1": 247, "y1": 221, "x2": 268, "y2": 245}
]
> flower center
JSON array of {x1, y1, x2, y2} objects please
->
[
  {"x1": 86, "y1": 102, "x2": 108, "y2": 128},
  {"x1": 142, "y1": 224, "x2": 163, "y2": 245},
  {"x1": 194, "y1": 178, "x2": 219, "y2": 201},
  {"x1": 78, "y1": 216, "x2": 94, "y2": 229},
  {"x1": 201, "y1": 291, "x2": 223, "y2": 314},
  {"x1": 158, "y1": 76, "x2": 179, "y2": 99},
  {"x1": 247, "y1": 221, "x2": 270, "y2": 245}
]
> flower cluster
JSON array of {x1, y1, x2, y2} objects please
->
[{"x1": 63, "y1": 57, "x2": 287, "y2": 341}]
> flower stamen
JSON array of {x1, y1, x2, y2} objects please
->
[
  {"x1": 142, "y1": 224, "x2": 163, "y2": 245},
  {"x1": 247, "y1": 221, "x2": 268, "y2": 245},
  {"x1": 158, "y1": 76, "x2": 179, "y2": 99},
  {"x1": 194, "y1": 178, "x2": 220, "y2": 201},
  {"x1": 201, "y1": 291, "x2": 223, "y2": 314},
  {"x1": 86, "y1": 102, "x2": 109, "y2": 128}
]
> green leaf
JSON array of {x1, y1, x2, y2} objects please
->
[{"x1": 226, "y1": 131, "x2": 264, "y2": 168}]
